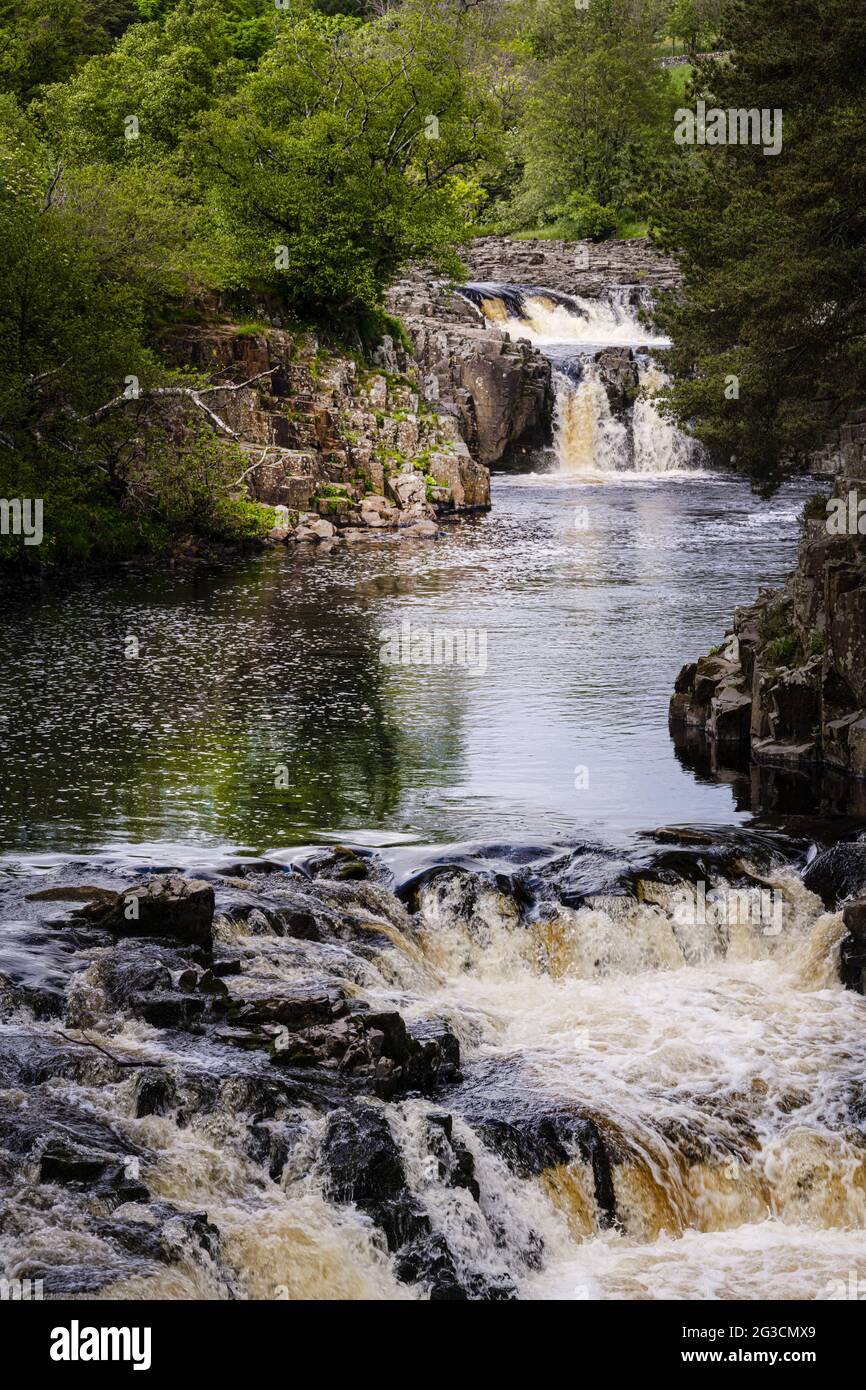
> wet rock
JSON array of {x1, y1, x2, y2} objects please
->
[
  {"x1": 321, "y1": 1107, "x2": 429, "y2": 1250},
  {"x1": 394, "y1": 1234, "x2": 517, "y2": 1301},
  {"x1": 226, "y1": 984, "x2": 346, "y2": 1031},
  {"x1": 802, "y1": 840, "x2": 866, "y2": 904},
  {"x1": 352, "y1": 1011, "x2": 461, "y2": 1098},
  {"x1": 840, "y1": 899, "x2": 866, "y2": 993},
  {"x1": 130, "y1": 993, "x2": 207, "y2": 1029},
  {"x1": 425, "y1": 1114, "x2": 480, "y2": 1201},
  {"x1": 244, "y1": 1119, "x2": 305, "y2": 1181},
  {"x1": 452, "y1": 1063, "x2": 618, "y2": 1229},
  {"x1": 39, "y1": 1139, "x2": 148, "y2": 1203},
  {"x1": 400, "y1": 520, "x2": 439, "y2": 540},
  {"x1": 78, "y1": 875, "x2": 215, "y2": 951},
  {"x1": 133, "y1": 1069, "x2": 179, "y2": 1118}
]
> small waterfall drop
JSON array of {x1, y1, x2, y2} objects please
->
[{"x1": 458, "y1": 281, "x2": 703, "y2": 476}]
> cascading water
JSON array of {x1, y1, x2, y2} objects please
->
[
  {"x1": 2, "y1": 835, "x2": 864, "y2": 1301},
  {"x1": 458, "y1": 282, "x2": 703, "y2": 476}
]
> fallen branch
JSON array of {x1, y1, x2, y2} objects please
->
[
  {"x1": 232, "y1": 448, "x2": 270, "y2": 488},
  {"x1": 85, "y1": 367, "x2": 279, "y2": 438},
  {"x1": 57, "y1": 1029, "x2": 165, "y2": 1069}
]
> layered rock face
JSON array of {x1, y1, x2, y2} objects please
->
[
  {"x1": 384, "y1": 237, "x2": 682, "y2": 473},
  {"x1": 161, "y1": 322, "x2": 489, "y2": 543},
  {"x1": 159, "y1": 238, "x2": 684, "y2": 540},
  {"x1": 385, "y1": 271, "x2": 552, "y2": 469},
  {"x1": 460, "y1": 234, "x2": 682, "y2": 297},
  {"x1": 670, "y1": 413, "x2": 866, "y2": 779}
]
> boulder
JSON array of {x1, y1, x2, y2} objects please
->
[
  {"x1": 77, "y1": 876, "x2": 215, "y2": 951},
  {"x1": 399, "y1": 522, "x2": 438, "y2": 539},
  {"x1": 802, "y1": 841, "x2": 866, "y2": 905},
  {"x1": 388, "y1": 468, "x2": 427, "y2": 509}
]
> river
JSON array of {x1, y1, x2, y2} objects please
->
[{"x1": 1, "y1": 289, "x2": 864, "y2": 1305}]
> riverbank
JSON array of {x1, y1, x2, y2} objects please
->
[
  {"x1": 671, "y1": 413, "x2": 866, "y2": 784},
  {"x1": 2, "y1": 236, "x2": 688, "y2": 573}
]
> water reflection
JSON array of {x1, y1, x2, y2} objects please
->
[{"x1": 0, "y1": 472, "x2": 854, "y2": 852}]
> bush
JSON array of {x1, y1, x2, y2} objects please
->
[{"x1": 551, "y1": 193, "x2": 619, "y2": 242}]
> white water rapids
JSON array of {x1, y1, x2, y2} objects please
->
[
  {"x1": 10, "y1": 856, "x2": 859, "y2": 1302},
  {"x1": 461, "y1": 283, "x2": 703, "y2": 475}
]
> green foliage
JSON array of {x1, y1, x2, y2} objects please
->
[
  {"x1": 495, "y1": 0, "x2": 680, "y2": 235},
  {"x1": 192, "y1": 2, "x2": 498, "y2": 318},
  {"x1": 803, "y1": 492, "x2": 830, "y2": 523},
  {"x1": 549, "y1": 193, "x2": 619, "y2": 241},
  {"x1": 0, "y1": 0, "x2": 137, "y2": 101},
  {"x1": 664, "y1": 0, "x2": 723, "y2": 51},
  {"x1": 40, "y1": 0, "x2": 248, "y2": 166},
  {"x1": 764, "y1": 633, "x2": 802, "y2": 669},
  {"x1": 650, "y1": 0, "x2": 866, "y2": 491},
  {"x1": 0, "y1": 101, "x2": 267, "y2": 565}
]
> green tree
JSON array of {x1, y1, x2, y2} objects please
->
[
  {"x1": 651, "y1": 0, "x2": 866, "y2": 490},
  {"x1": 191, "y1": 1, "x2": 499, "y2": 317},
  {"x1": 0, "y1": 0, "x2": 137, "y2": 101},
  {"x1": 501, "y1": 0, "x2": 679, "y2": 233},
  {"x1": 0, "y1": 99, "x2": 265, "y2": 563},
  {"x1": 40, "y1": 0, "x2": 248, "y2": 165}
]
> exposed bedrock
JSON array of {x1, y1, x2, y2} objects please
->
[
  {"x1": 671, "y1": 413, "x2": 866, "y2": 782},
  {"x1": 385, "y1": 236, "x2": 681, "y2": 472}
]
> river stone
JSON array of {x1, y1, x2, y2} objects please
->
[
  {"x1": 802, "y1": 841, "x2": 866, "y2": 904},
  {"x1": 399, "y1": 521, "x2": 439, "y2": 539},
  {"x1": 77, "y1": 875, "x2": 215, "y2": 950},
  {"x1": 388, "y1": 468, "x2": 426, "y2": 509}
]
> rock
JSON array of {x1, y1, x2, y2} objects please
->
[
  {"x1": 399, "y1": 521, "x2": 439, "y2": 539},
  {"x1": 710, "y1": 686, "x2": 752, "y2": 742},
  {"x1": 133, "y1": 1070, "x2": 178, "y2": 1118},
  {"x1": 130, "y1": 993, "x2": 207, "y2": 1029},
  {"x1": 842, "y1": 900, "x2": 866, "y2": 944},
  {"x1": 367, "y1": 376, "x2": 388, "y2": 409},
  {"x1": 388, "y1": 468, "x2": 427, "y2": 509},
  {"x1": 78, "y1": 876, "x2": 215, "y2": 951},
  {"x1": 226, "y1": 985, "x2": 346, "y2": 1031},
  {"x1": 39, "y1": 1139, "x2": 148, "y2": 1202},
  {"x1": 310, "y1": 519, "x2": 335, "y2": 540},
  {"x1": 802, "y1": 841, "x2": 866, "y2": 904}
]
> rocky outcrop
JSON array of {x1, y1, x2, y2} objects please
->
[
  {"x1": 460, "y1": 234, "x2": 682, "y2": 297},
  {"x1": 383, "y1": 237, "x2": 680, "y2": 474},
  {"x1": 160, "y1": 322, "x2": 489, "y2": 544},
  {"x1": 157, "y1": 238, "x2": 683, "y2": 542},
  {"x1": 385, "y1": 271, "x2": 552, "y2": 469},
  {"x1": 671, "y1": 413, "x2": 866, "y2": 780}
]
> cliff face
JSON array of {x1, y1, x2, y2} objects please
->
[
  {"x1": 385, "y1": 270, "x2": 552, "y2": 470},
  {"x1": 670, "y1": 413, "x2": 866, "y2": 780},
  {"x1": 161, "y1": 320, "x2": 490, "y2": 542},
  {"x1": 383, "y1": 236, "x2": 683, "y2": 473}
]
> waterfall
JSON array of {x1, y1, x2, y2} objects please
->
[
  {"x1": 552, "y1": 362, "x2": 630, "y2": 474},
  {"x1": 458, "y1": 281, "x2": 704, "y2": 476}
]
